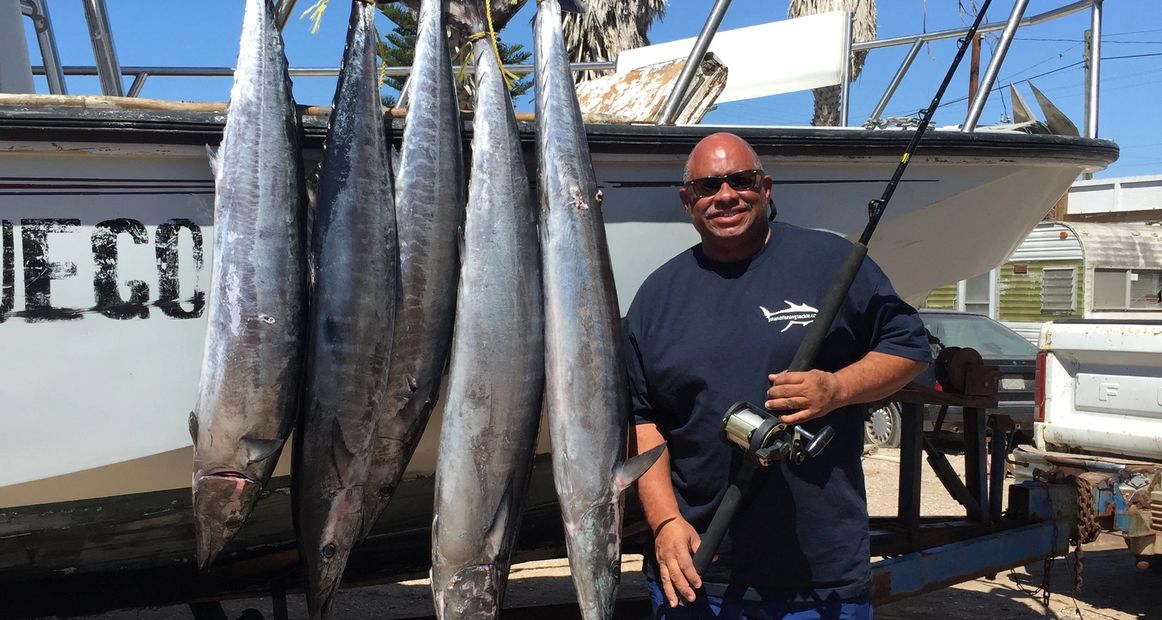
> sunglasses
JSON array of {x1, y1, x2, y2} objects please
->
[{"x1": 685, "y1": 169, "x2": 765, "y2": 199}]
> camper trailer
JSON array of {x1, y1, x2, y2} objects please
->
[{"x1": 926, "y1": 221, "x2": 1162, "y2": 341}]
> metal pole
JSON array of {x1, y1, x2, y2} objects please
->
[
  {"x1": 1086, "y1": 0, "x2": 1102, "y2": 139},
  {"x1": 968, "y1": 34, "x2": 981, "y2": 103},
  {"x1": 854, "y1": 0, "x2": 1089, "y2": 52},
  {"x1": 21, "y1": 0, "x2": 67, "y2": 94},
  {"x1": 81, "y1": 0, "x2": 123, "y2": 96},
  {"x1": 868, "y1": 37, "x2": 922, "y2": 123},
  {"x1": 277, "y1": 0, "x2": 298, "y2": 31},
  {"x1": 839, "y1": 12, "x2": 853, "y2": 127},
  {"x1": 32, "y1": 61, "x2": 620, "y2": 80},
  {"x1": 964, "y1": 0, "x2": 1030, "y2": 132},
  {"x1": 126, "y1": 72, "x2": 149, "y2": 98},
  {"x1": 656, "y1": 0, "x2": 732, "y2": 125}
]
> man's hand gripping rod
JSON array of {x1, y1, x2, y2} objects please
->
[{"x1": 689, "y1": 0, "x2": 995, "y2": 578}]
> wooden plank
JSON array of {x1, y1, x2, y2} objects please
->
[{"x1": 575, "y1": 53, "x2": 728, "y2": 124}]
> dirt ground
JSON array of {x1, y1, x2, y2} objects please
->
[
  {"x1": 863, "y1": 448, "x2": 1161, "y2": 620},
  {"x1": 86, "y1": 447, "x2": 1160, "y2": 619}
]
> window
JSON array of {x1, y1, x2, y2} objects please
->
[
  {"x1": 963, "y1": 272, "x2": 991, "y2": 315},
  {"x1": 1094, "y1": 269, "x2": 1162, "y2": 310},
  {"x1": 1041, "y1": 267, "x2": 1076, "y2": 312}
]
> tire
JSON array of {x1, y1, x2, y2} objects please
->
[{"x1": 865, "y1": 402, "x2": 902, "y2": 449}]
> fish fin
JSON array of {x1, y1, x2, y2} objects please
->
[
  {"x1": 613, "y1": 443, "x2": 666, "y2": 492},
  {"x1": 483, "y1": 479, "x2": 515, "y2": 558},
  {"x1": 188, "y1": 411, "x2": 198, "y2": 443},
  {"x1": 329, "y1": 417, "x2": 358, "y2": 482},
  {"x1": 456, "y1": 225, "x2": 465, "y2": 263},
  {"x1": 242, "y1": 436, "x2": 284, "y2": 465},
  {"x1": 555, "y1": 0, "x2": 587, "y2": 13},
  {"x1": 204, "y1": 144, "x2": 219, "y2": 176}
]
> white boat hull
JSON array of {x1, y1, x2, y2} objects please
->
[{"x1": 0, "y1": 117, "x2": 1117, "y2": 507}]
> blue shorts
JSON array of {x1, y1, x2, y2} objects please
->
[{"x1": 646, "y1": 576, "x2": 872, "y2": 620}]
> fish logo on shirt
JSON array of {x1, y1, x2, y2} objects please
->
[{"x1": 760, "y1": 301, "x2": 818, "y2": 333}]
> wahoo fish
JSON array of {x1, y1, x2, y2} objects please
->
[
  {"x1": 430, "y1": 3, "x2": 545, "y2": 618},
  {"x1": 360, "y1": 0, "x2": 466, "y2": 540},
  {"x1": 294, "y1": 2, "x2": 398, "y2": 618},
  {"x1": 534, "y1": 1, "x2": 664, "y2": 618},
  {"x1": 191, "y1": 0, "x2": 309, "y2": 569}
]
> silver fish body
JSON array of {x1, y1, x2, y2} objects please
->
[
  {"x1": 430, "y1": 26, "x2": 545, "y2": 620},
  {"x1": 360, "y1": 0, "x2": 465, "y2": 541},
  {"x1": 534, "y1": 1, "x2": 664, "y2": 617},
  {"x1": 191, "y1": 0, "x2": 309, "y2": 569},
  {"x1": 295, "y1": 3, "x2": 398, "y2": 618}
]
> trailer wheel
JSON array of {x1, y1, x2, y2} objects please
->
[{"x1": 865, "y1": 402, "x2": 902, "y2": 449}]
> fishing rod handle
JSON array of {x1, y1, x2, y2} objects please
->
[{"x1": 692, "y1": 462, "x2": 754, "y2": 575}]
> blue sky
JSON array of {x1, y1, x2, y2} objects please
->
[{"x1": 21, "y1": 1, "x2": 1161, "y2": 178}]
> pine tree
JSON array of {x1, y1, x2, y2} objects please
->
[{"x1": 376, "y1": 4, "x2": 532, "y2": 108}]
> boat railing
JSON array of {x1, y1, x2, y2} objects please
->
[{"x1": 19, "y1": 0, "x2": 1104, "y2": 137}]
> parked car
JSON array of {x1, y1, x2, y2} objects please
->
[{"x1": 864, "y1": 310, "x2": 1037, "y2": 448}]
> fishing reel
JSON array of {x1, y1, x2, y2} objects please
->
[{"x1": 720, "y1": 401, "x2": 835, "y2": 466}]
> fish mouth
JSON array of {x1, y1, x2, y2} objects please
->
[
  {"x1": 203, "y1": 468, "x2": 256, "y2": 481},
  {"x1": 192, "y1": 471, "x2": 262, "y2": 569},
  {"x1": 307, "y1": 563, "x2": 342, "y2": 620},
  {"x1": 436, "y1": 564, "x2": 501, "y2": 618}
]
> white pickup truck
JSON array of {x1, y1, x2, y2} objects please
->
[
  {"x1": 1035, "y1": 320, "x2": 1162, "y2": 460},
  {"x1": 1017, "y1": 320, "x2": 1162, "y2": 568}
]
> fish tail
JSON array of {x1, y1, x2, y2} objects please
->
[
  {"x1": 543, "y1": 0, "x2": 587, "y2": 13},
  {"x1": 445, "y1": 0, "x2": 486, "y2": 34}
]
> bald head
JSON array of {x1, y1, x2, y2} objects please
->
[{"x1": 683, "y1": 132, "x2": 762, "y2": 182}]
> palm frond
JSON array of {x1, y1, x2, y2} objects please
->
[{"x1": 562, "y1": 0, "x2": 669, "y2": 82}]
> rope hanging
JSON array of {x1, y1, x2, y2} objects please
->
[
  {"x1": 301, "y1": 0, "x2": 329, "y2": 34},
  {"x1": 484, "y1": 0, "x2": 519, "y2": 89}
]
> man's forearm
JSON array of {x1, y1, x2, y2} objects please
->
[
  {"x1": 632, "y1": 422, "x2": 683, "y2": 533},
  {"x1": 834, "y1": 351, "x2": 928, "y2": 407}
]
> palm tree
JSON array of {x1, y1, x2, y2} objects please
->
[
  {"x1": 441, "y1": 0, "x2": 666, "y2": 86},
  {"x1": 788, "y1": 0, "x2": 877, "y2": 126},
  {"x1": 561, "y1": 0, "x2": 668, "y2": 82},
  {"x1": 376, "y1": 3, "x2": 532, "y2": 107}
]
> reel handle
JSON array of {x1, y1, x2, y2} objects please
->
[{"x1": 791, "y1": 424, "x2": 835, "y2": 464}]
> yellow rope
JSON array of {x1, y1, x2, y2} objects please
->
[
  {"x1": 457, "y1": 32, "x2": 489, "y2": 87},
  {"x1": 483, "y1": 0, "x2": 519, "y2": 89},
  {"x1": 375, "y1": 37, "x2": 390, "y2": 92},
  {"x1": 301, "y1": 0, "x2": 329, "y2": 35}
]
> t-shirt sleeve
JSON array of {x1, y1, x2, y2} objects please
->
[
  {"x1": 623, "y1": 314, "x2": 660, "y2": 426},
  {"x1": 856, "y1": 259, "x2": 933, "y2": 364}
]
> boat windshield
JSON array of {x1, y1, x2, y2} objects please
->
[{"x1": 922, "y1": 313, "x2": 1037, "y2": 358}]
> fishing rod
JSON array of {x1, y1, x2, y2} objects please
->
[{"x1": 689, "y1": 0, "x2": 996, "y2": 579}]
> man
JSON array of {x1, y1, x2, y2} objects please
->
[{"x1": 625, "y1": 132, "x2": 931, "y2": 619}]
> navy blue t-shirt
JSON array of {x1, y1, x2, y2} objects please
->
[{"x1": 624, "y1": 221, "x2": 930, "y2": 601}]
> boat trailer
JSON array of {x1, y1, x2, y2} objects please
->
[{"x1": 0, "y1": 350, "x2": 1092, "y2": 619}]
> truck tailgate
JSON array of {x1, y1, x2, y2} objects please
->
[{"x1": 1037, "y1": 322, "x2": 1162, "y2": 462}]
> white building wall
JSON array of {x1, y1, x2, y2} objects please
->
[{"x1": 1068, "y1": 174, "x2": 1162, "y2": 216}]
